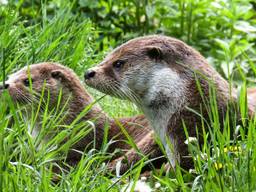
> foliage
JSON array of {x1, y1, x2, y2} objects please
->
[
  {"x1": 0, "y1": 0, "x2": 256, "y2": 191},
  {"x1": 4, "y1": 0, "x2": 256, "y2": 82}
]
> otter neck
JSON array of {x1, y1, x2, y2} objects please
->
[
  {"x1": 67, "y1": 86, "x2": 125, "y2": 150},
  {"x1": 139, "y1": 66, "x2": 188, "y2": 130},
  {"x1": 137, "y1": 67, "x2": 188, "y2": 167},
  {"x1": 66, "y1": 88, "x2": 107, "y2": 149}
]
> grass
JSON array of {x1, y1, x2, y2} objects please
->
[{"x1": 0, "y1": 1, "x2": 256, "y2": 191}]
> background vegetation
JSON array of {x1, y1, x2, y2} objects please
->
[{"x1": 0, "y1": 0, "x2": 256, "y2": 191}]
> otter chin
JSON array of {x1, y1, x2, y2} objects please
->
[
  {"x1": 1, "y1": 62, "x2": 165, "y2": 175},
  {"x1": 85, "y1": 35, "x2": 255, "y2": 169}
]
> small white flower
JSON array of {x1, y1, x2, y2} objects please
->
[
  {"x1": 121, "y1": 180, "x2": 152, "y2": 192},
  {"x1": 184, "y1": 137, "x2": 198, "y2": 145},
  {"x1": 154, "y1": 182, "x2": 161, "y2": 189},
  {"x1": 189, "y1": 169, "x2": 197, "y2": 174},
  {"x1": 141, "y1": 176, "x2": 147, "y2": 182}
]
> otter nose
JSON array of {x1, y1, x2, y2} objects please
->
[
  {"x1": 84, "y1": 70, "x2": 96, "y2": 80},
  {"x1": 0, "y1": 84, "x2": 9, "y2": 90}
]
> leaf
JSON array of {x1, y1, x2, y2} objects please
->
[
  {"x1": 221, "y1": 61, "x2": 235, "y2": 78},
  {"x1": 234, "y1": 21, "x2": 256, "y2": 33},
  {"x1": 215, "y1": 39, "x2": 230, "y2": 53},
  {"x1": 146, "y1": 5, "x2": 155, "y2": 18}
]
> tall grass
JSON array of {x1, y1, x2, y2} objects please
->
[{"x1": 0, "y1": 1, "x2": 256, "y2": 192}]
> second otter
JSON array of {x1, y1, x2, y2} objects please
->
[
  {"x1": 1, "y1": 62, "x2": 164, "y2": 174},
  {"x1": 85, "y1": 35, "x2": 255, "y2": 169}
]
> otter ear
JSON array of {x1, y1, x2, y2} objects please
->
[
  {"x1": 51, "y1": 70, "x2": 65, "y2": 80},
  {"x1": 146, "y1": 46, "x2": 163, "y2": 60}
]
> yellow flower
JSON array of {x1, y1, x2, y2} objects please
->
[
  {"x1": 214, "y1": 162, "x2": 223, "y2": 170},
  {"x1": 223, "y1": 146, "x2": 241, "y2": 153}
]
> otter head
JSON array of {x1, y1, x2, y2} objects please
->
[
  {"x1": 1, "y1": 62, "x2": 84, "y2": 109},
  {"x1": 84, "y1": 35, "x2": 197, "y2": 116}
]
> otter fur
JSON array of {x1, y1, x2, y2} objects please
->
[
  {"x1": 85, "y1": 35, "x2": 255, "y2": 169},
  {"x1": 0, "y1": 62, "x2": 164, "y2": 174}
]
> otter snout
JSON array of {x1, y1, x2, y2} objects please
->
[
  {"x1": 0, "y1": 83, "x2": 9, "y2": 90},
  {"x1": 84, "y1": 70, "x2": 96, "y2": 80}
]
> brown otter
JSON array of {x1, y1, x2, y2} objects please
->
[
  {"x1": 248, "y1": 88, "x2": 256, "y2": 108},
  {"x1": 0, "y1": 62, "x2": 164, "y2": 174},
  {"x1": 84, "y1": 35, "x2": 255, "y2": 169}
]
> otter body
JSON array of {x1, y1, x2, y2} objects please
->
[
  {"x1": 248, "y1": 88, "x2": 256, "y2": 108},
  {"x1": 1, "y1": 62, "x2": 164, "y2": 173},
  {"x1": 85, "y1": 35, "x2": 255, "y2": 169}
]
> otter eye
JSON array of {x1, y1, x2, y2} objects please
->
[
  {"x1": 23, "y1": 78, "x2": 33, "y2": 86},
  {"x1": 113, "y1": 60, "x2": 125, "y2": 69}
]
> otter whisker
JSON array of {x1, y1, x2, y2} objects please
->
[
  {"x1": 123, "y1": 85, "x2": 141, "y2": 104},
  {"x1": 109, "y1": 81, "x2": 125, "y2": 99},
  {"x1": 31, "y1": 95, "x2": 46, "y2": 113},
  {"x1": 15, "y1": 88, "x2": 32, "y2": 104},
  {"x1": 114, "y1": 80, "x2": 141, "y2": 104},
  {"x1": 107, "y1": 80, "x2": 128, "y2": 100}
]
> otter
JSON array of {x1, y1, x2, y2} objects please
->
[
  {"x1": 84, "y1": 35, "x2": 255, "y2": 169},
  {"x1": 0, "y1": 62, "x2": 164, "y2": 174},
  {"x1": 248, "y1": 88, "x2": 256, "y2": 108}
]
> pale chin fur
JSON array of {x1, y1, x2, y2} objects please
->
[
  {"x1": 6, "y1": 74, "x2": 41, "y2": 143},
  {"x1": 24, "y1": 114, "x2": 45, "y2": 150},
  {"x1": 129, "y1": 66, "x2": 187, "y2": 168}
]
